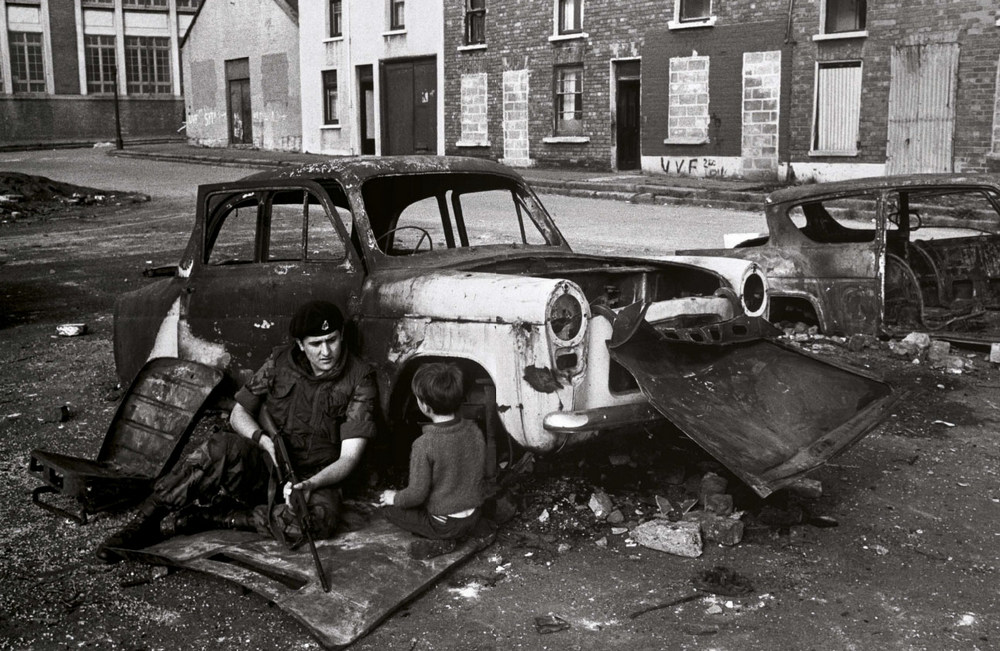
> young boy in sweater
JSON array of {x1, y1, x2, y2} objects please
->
[{"x1": 379, "y1": 363, "x2": 486, "y2": 558}]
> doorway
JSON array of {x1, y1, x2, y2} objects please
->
[
  {"x1": 615, "y1": 60, "x2": 641, "y2": 170},
  {"x1": 226, "y1": 58, "x2": 253, "y2": 146},
  {"x1": 381, "y1": 57, "x2": 437, "y2": 155},
  {"x1": 358, "y1": 65, "x2": 375, "y2": 155}
]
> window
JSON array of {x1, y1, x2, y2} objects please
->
[
  {"x1": 124, "y1": 36, "x2": 172, "y2": 95},
  {"x1": 122, "y1": 0, "x2": 168, "y2": 8},
  {"x1": 85, "y1": 35, "x2": 117, "y2": 94},
  {"x1": 679, "y1": 0, "x2": 711, "y2": 22},
  {"x1": 465, "y1": 0, "x2": 486, "y2": 45},
  {"x1": 823, "y1": 0, "x2": 866, "y2": 34},
  {"x1": 8, "y1": 32, "x2": 45, "y2": 94},
  {"x1": 554, "y1": 65, "x2": 583, "y2": 136},
  {"x1": 206, "y1": 190, "x2": 347, "y2": 265},
  {"x1": 322, "y1": 70, "x2": 339, "y2": 125},
  {"x1": 176, "y1": 0, "x2": 201, "y2": 9},
  {"x1": 389, "y1": 0, "x2": 405, "y2": 30},
  {"x1": 812, "y1": 61, "x2": 862, "y2": 155},
  {"x1": 82, "y1": 0, "x2": 115, "y2": 7},
  {"x1": 557, "y1": 0, "x2": 582, "y2": 34},
  {"x1": 329, "y1": 0, "x2": 343, "y2": 37}
]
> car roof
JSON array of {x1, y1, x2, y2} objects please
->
[
  {"x1": 767, "y1": 173, "x2": 1000, "y2": 205},
  {"x1": 236, "y1": 155, "x2": 525, "y2": 187}
]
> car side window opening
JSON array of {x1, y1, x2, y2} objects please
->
[
  {"x1": 206, "y1": 193, "x2": 260, "y2": 265},
  {"x1": 206, "y1": 188, "x2": 349, "y2": 265},
  {"x1": 266, "y1": 189, "x2": 347, "y2": 262},
  {"x1": 788, "y1": 194, "x2": 878, "y2": 244},
  {"x1": 363, "y1": 173, "x2": 552, "y2": 256}
]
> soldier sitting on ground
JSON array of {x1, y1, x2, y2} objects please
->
[{"x1": 96, "y1": 300, "x2": 377, "y2": 562}]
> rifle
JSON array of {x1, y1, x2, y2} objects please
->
[{"x1": 258, "y1": 406, "x2": 330, "y2": 593}]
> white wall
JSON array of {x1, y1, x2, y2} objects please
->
[
  {"x1": 299, "y1": 0, "x2": 444, "y2": 155},
  {"x1": 182, "y1": 0, "x2": 300, "y2": 151}
]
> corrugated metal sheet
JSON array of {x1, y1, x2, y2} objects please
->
[
  {"x1": 887, "y1": 43, "x2": 959, "y2": 175},
  {"x1": 815, "y1": 63, "x2": 862, "y2": 152}
]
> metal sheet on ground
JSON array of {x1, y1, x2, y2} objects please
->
[
  {"x1": 119, "y1": 520, "x2": 479, "y2": 649},
  {"x1": 610, "y1": 329, "x2": 898, "y2": 497}
]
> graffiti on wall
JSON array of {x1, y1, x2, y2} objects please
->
[{"x1": 660, "y1": 156, "x2": 730, "y2": 178}]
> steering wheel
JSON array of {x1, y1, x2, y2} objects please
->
[{"x1": 376, "y1": 226, "x2": 433, "y2": 254}]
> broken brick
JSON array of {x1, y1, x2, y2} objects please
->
[
  {"x1": 686, "y1": 513, "x2": 745, "y2": 546},
  {"x1": 703, "y1": 493, "x2": 734, "y2": 516},
  {"x1": 588, "y1": 491, "x2": 614, "y2": 520},
  {"x1": 632, "y1": 520, "x2": 703, "y2": 557}
]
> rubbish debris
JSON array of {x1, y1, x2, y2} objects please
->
[
  {"x1": 588, "y1": 490, "x2": 614, "y2": 519},
  {"x1": 785, "y1": 478, "x2": 823, "y2": 500},
  {"x1": 632, "y1": 520, "x2": 702, "y2": 557},
  {"x1": 685, "y1": 512, "x2": 745, "y2": 546},
  {"x1": 534, "y1": 614, "x2": 570, "y2": 634},
  {"x1": 56, "y1": 324, "x2": 87, "y2": 337},
  {"x1": 691, "y1": 566, "x2": 754, "y2": 596},
  {"x1": 990, "y1": 343, "x2": 1000, "y2": 365}
]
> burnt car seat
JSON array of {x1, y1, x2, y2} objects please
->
[{"x1": 28, "y1": 358, "x2": 224, "y2": 524}]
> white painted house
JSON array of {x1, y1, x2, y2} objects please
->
[{"x1": 299, "y1": 0, "x2": 443, "y2": 156}]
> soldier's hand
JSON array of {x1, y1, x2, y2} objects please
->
[
  {"x1": 283, "y1": 481, "x2": 313, "y2": 511},
  {"x1": 379, "y1": 489, "x2": 396, "y2": 506},
  {"x1": 259, "y1": 435, "x2": 278, "y2": 468}
]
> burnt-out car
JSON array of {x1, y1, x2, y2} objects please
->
[
  {"x1": 116, "y1": 156, "x2": 893, "y2": 497},
  {"x1": 109, "y1": 156, "x2": 898, "y2": 648},
  {"x1": 683, "y1": 175, "x2": 1000, "y2": 341}
]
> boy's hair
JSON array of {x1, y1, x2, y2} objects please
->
[{"x1": 411, "y1": 363, "x2": 465, "y2": 415}]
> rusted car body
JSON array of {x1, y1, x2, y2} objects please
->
[
  {"x1": 110, "y1": 156, "x2": 899, "y2": 649},
  {"x1": 115, "y1": 156, "x2": 896, "y2": 497},
  {"x1": 683, "y1": 175, "x2": 1000, "y2": 340}
]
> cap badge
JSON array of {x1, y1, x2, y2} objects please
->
[{"x1": 321, "y1": 320, "x2": 330, "y2": 331}]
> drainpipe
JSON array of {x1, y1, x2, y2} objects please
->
[{"x1": 785, "y1": 0, "x2": 795, "y2": 44}]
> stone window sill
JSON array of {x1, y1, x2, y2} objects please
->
[
  {"x1": 458, "y1": 44, "x2": 486, "y2": 52},
  {"x1": 382, "y1": 29, "x2": 407, "y2": 38},
  {"x1": 321, "y1": 124, "x2": 342, "y2": 130},
  {"x1": 667, "y1": 17, "x2": 717, "y2": 30},
  {"x1": 456, "y1": 140, "x2": 490, "y2": 147},
  {"x1": 323, "y1": 36, "x2": 344, "y2": 44},
  {"x1": 663, "y1": 136, "x2": 709, "y2": 145},
  {"x1": 548, "y1": 32, "x2": 588, "y2": 43},
  {"x1": 543, "y1": 136, "x2": 590, "y2": 144},
  {"x1": 808, "y1": 149, "x2": 858, "y2": 157},
  {"x1": 812, "y1": 30, "x2": 868, "y2": 42}
]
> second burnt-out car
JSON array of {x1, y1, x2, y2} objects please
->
[
  {"x1": 115, "y1": 156, "x2": 895, "y2": 498},
  {"x1": 683, "y1": 174, "x2": 1000, "y2": 342}
]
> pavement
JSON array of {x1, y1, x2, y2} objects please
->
[{"x1": 100, "y1": 142, "x2": 781, "y2": 212}]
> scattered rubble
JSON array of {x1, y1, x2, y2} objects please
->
[{"x1": 0, "y1": 172, "x2": 148, "y2": 223}]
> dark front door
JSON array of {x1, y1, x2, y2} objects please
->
[
  {"x1": 358, "y1": 65, "x2": 375, "y2": 155},
  {"x1": 615, "y1": 61, "x2": 641, "y2": 170},
  {"x1": 226, "y1": 58, "x2": 253, "y2": 145},
  {"x1": 382, "y1": 57, "x2": 437, "y2": 155}
]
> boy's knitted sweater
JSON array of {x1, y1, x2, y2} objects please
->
[{"x1": 393, "y1": 417, "x2": 486, "y2": 515}]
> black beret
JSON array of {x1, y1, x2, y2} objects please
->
[{"x1": 289, "y1": 300, "x2": 344, "y2": 339}]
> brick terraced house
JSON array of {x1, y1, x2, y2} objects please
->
[
  {"x1": 0, "y1": 0, "x2": 199, "y2": 147},
  {"x1": 443, "y1": 0, "x2": 1000, "y2": 182}
]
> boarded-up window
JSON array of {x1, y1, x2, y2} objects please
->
[
  {"x1": 459, "y1": 73, "x2": 488, "y2": 144},
  {"x1": 824, "y1": 0, "x2": 866, "y2": 34},
  {"x1": 812, "y1": 61, "x2": 861, "y2": 155},
  {"x1": 668, "y1": 55, "x2": 710, "y2": 143}
]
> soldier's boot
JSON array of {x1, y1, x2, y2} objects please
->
[{"x1": 95, "y1": 504, "x2": 170, "y2": 564}]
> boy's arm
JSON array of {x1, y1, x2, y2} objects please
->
[{"x1": 392, "y1": 439, "x2": 432, "y2": 508}]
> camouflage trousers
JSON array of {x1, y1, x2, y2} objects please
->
[{"x1": 150, "y1": 431, "x2": 342, "y2": 541}]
